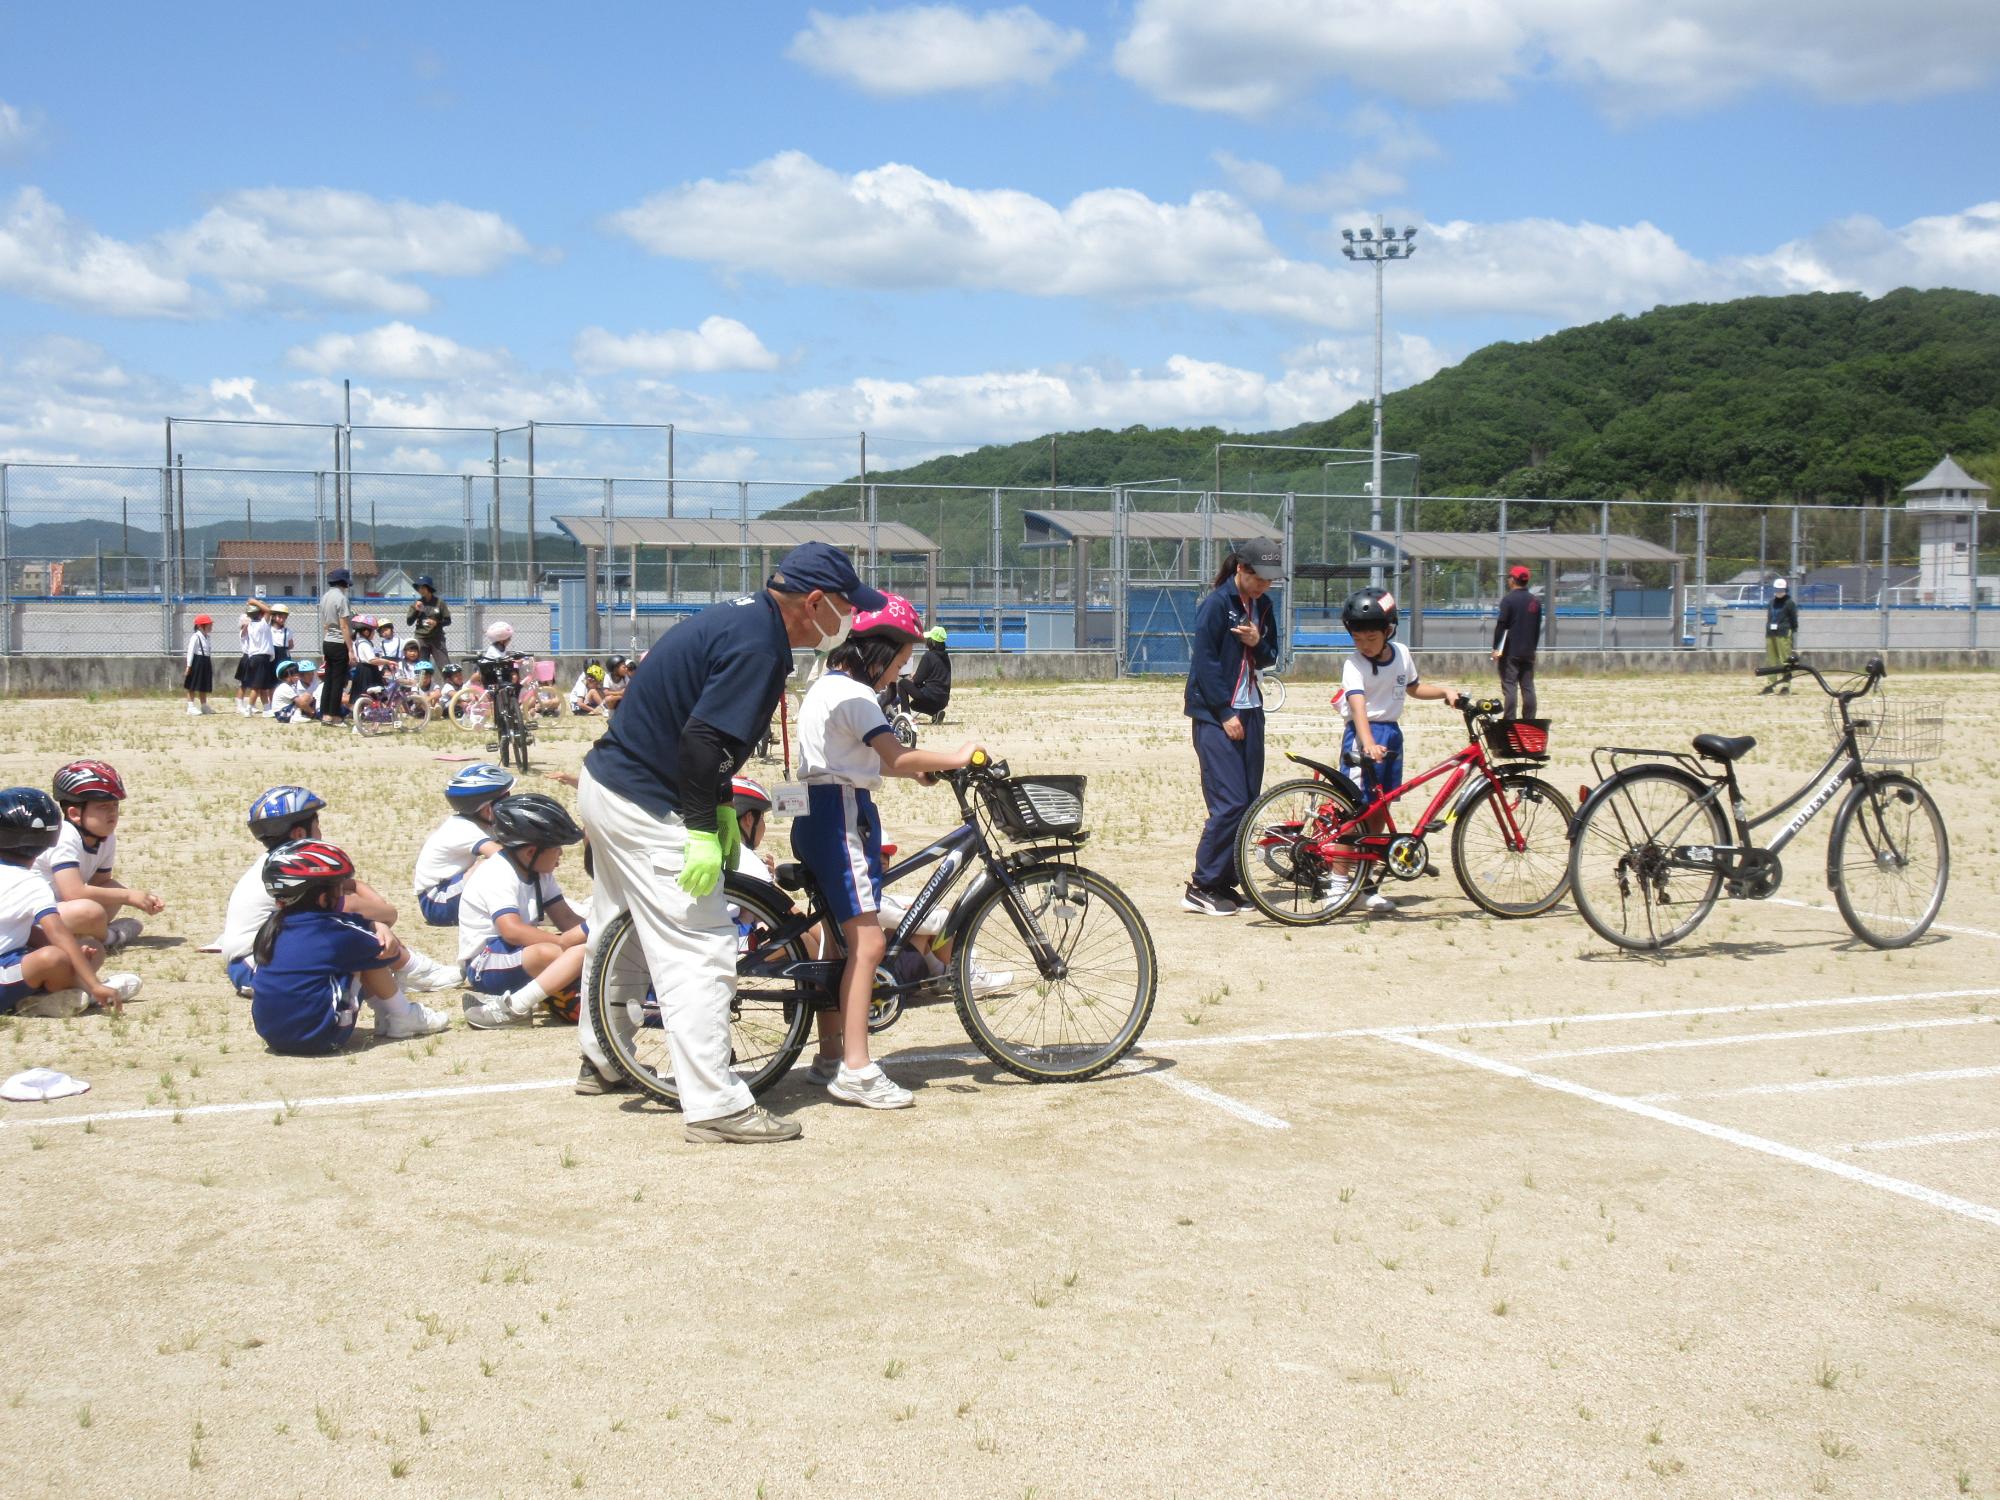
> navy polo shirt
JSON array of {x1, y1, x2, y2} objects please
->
[{"x1": 585, "y1": 592, "x2": 793, "y2": 819}]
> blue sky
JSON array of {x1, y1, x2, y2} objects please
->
[{"x1": 2, "y1": 1, "x2": 1996, "y2": 480}]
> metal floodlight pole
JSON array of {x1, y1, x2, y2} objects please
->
[{"x1": 1341, "y1": 215, "x2": 1418, "y2": 588}]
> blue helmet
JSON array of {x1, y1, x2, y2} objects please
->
[
  {"x1": 445, "y1": 763, "x2": 514, "y2": 811},
  {"x1": 0, "y1": 786, "x2": 62, "y2": 853},
  {"x1": 248, "y1": 785, "x2": 327, "y2": 845}
]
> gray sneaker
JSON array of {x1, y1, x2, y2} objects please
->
[
  {"x1": 806, "y1": 1054, "x2": 841, "y2": 1085},
  {"x1": 575, "y1": 1061, "x2": 633, "y2": 1096},
  {"x1": 104, "y1": 917, "x2": 144, "y2": 953},
  {"x1": 461, "y1": 994, "x2": 523, "y2": 1030},
  {"x1": 683, "y1": 1105, "x2": 803, "y2": 1144}
]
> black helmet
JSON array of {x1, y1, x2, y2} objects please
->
[
  {"x1": 1341, "y1": 587, "x2": 1399, "y2": 639},
  {"x1": 0, "y1": 787, "x2": 62, "y2": 852},
  {"x1": 607, "y1": 654, "x2": 629, "y2": 671},
  {"x1": 489, "y1": 793, "x2": 585, "y2": 851}
]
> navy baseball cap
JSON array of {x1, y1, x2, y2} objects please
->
[
  {"x1": 771, "y1": 542, "x2": 886, "y2": 612},
  {"x1": 327, "y1": 567, "x2": 351, "y2": 585}
]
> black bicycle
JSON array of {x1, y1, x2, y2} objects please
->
[
  {"x1": 480, "y1": 651, "x2": 535, "y2": 773},
  {"x1": 1567, "y1": 655, "x2": 1948, "y2": 951},
  {"x1": 586, "y1": 753, "x2": 1158, "y2": 1107}
]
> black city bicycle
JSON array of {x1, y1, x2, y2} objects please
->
[
  {"x1": 586, "y1": 753, "x2": 1158, "y2": 1106},
  {"x1": 1567, "y1": 655, "x2": 1948, "y2": 952},
  {"x1": 479, "y1": 651, "x2": 535, "y2": 772}
]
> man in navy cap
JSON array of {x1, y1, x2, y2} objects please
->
[
  {"x1": 318, "y1": 566, "x2": 355, "y2": 721},
  {"x1": 571, "y1": 541, "x2": 885, "y2": 1142}
]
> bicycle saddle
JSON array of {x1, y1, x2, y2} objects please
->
[
  {"x1": 773, "y1": 862, "x2": 808, "y2": 892},
  {"x1": 1693, "y1": 733, "x2": 1756, "y2": 762}
]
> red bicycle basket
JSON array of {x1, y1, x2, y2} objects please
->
[{"x1": 1483, "y1": 718, "x2": 1551, "y2": 758}]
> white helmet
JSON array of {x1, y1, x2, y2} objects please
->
[{"x1": 484, "y1": 620, "x2": 515, "y2": 643}]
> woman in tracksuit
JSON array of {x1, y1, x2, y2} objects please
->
[{"x1": 1182, "y1": 537, "x2": 1282, "y2": 917}]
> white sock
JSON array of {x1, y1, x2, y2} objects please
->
[
  {"x1": 506, "y1": 977, "x2": 549, "y2": 1016},
  {"x1": 367, "y1": 987, "x2": 415, "y2": 1021}
]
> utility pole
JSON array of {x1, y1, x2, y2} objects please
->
[{"x1": 1341, "y1": 216, "x2": 1418, "y2": 588}]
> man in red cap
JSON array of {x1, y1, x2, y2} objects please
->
[{"x1": 1492, "y1": 564, "x2": 1541, "y2": 720}]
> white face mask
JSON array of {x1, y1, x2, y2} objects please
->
[{"x1": 810, "y1": 594, "x2": 853, "y2": 652}]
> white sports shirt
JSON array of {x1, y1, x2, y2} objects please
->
[
  {"x1": 797, "y1": 670, "x2": 894, "y2": 790},
  {"x1": 0, "y1": 864, "x2": 58, "y2": 953},
  {"x1": 1339, "y1": 641, "x2": 1420, "y2": 724},
  {"x1": 216, "y1": 855, "x2": 275, "y2": 963},
  {"x1": 32, "y1": 822, "x2": 115, "y2": 888},
  {"x1": 412, "y1": 814, "x2": 496, "y2": 893},
  {"x1": 456, "y1": 851, "x2": 562, "y2": 962}
]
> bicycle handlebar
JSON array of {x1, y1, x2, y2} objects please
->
[{"x1": 1755, "y1": 654, "x2": 1884, "y2": 701}]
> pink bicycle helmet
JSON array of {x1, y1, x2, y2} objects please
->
[{"x1": 849, "y1": 593, "x2": 923, "y2": 645}]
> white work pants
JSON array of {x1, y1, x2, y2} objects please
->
[{"x1": 576, "y1": 765, "x2": 751, "y2": 1123}]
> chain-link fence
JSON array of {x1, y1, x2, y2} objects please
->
[{"x1": 0, "y1": 459, "x2": 1990, "y2": 664}]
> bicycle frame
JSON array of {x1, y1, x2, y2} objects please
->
[{"x1": 1301, "y1": 719, "x2": 1532, "y2": 865}]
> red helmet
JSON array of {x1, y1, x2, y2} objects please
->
[
  {"x1": 850, "y1": 593, "x2": 923, "y2": 645},
  {"x1": 53, "y1": 760, "x2": 127, "y2": 805},
  {"x1": 260, "y1": 839, "x2": 355, "y2": 905},
  {"x1": 730, "y1": 775, "x2": 772, "y2": 815}
]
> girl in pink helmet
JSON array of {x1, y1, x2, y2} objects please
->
[{"x1": 789, "y1": 592, "x2": 984, "y2": 1109}]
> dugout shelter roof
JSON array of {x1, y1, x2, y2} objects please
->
[
  {"x1": 1022, "y1": 508, "x2": 1284, "y2": 549},
  {"x1": 1352, "y1": 530, "x2": 1680, "y2": 564}
]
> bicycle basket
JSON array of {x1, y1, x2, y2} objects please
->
[
  {"x1": 981, "y1": 775, "x2": 1086, "y2": 839},
  {"x1": 1838, "y1": 697, "x2": 1943, "y2": 765},
  {"x1": 1482, "y1": 718, "x2": 1551, "y2": 759}
]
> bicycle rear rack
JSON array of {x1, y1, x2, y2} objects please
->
[{"x1": 1588, "y1": 745, "x2": 1714, "y2": 783}]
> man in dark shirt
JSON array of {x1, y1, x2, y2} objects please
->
[
  {"x1": 573, "y1": 542, "x2": 884, "y2": 1143},
  {"x1": 1491, "y1": 565, "x2": 1542, "y2": 720},
  {"x1": 406, "y1": 576, "x2": 453, "y2": 668}
]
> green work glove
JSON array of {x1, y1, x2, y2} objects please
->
[
  {"x1": 716, "y1": 804, "x2": 741, "y2": 863},
  {"x1": 679, "y1": 830, "x2": 724, "y2": 898}
]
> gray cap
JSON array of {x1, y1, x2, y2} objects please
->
[{"x1": 1236, "y1": 537, "x2": 1284, "y2": 574}]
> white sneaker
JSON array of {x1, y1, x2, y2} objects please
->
[
  {"x1": 104, "y1": 917, "x2": 144, "y2": 953},
  {"x1": 806, "y1": 1054, "x2": 841, "y2": 1085},
  {"x1": 401, "y1": 950, "x2": 463, "y2": 993},
  {"x1": 1365, "y1": 891, "x2": 1397, "y2": 914},
  {"x1": 199, "y1": 704, "x2": 215, "y2": 715},
  {"x1": 186, "y1": 703, "x2": 201, "y2": 716},
  {"x1": 102, "y1": 972, "x2": 143, "y2": 1006},
  {"x1": 827, "y1": 1063, "x2": 914, "y2": 1110},
  {"x1": 460, "y1": 994, "x2": 524, "y2": 1030},
  {"x1": 236, "y1": 702, "x2": 252, "y2": 717},
  {"x1": 968, "y1": 966, "x2": 1014, "y2": 998},
  {"x1": 381, "y1": 999, "x2": 450, "y2": 1039}
]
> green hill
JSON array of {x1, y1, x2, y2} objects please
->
[{"x1": 789, "y1": 288, "x2": 2000, "y2": 569}]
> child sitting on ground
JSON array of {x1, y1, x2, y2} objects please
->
[
  {"x1": 458, "y1": 794, "x2": 590, "y2": 1029},
  {"x1": 34, "y1": 761, "x2": 164, "y2": 954},
  {"x1": 269, "y1": 660, "x2": 319, "y2": 723},
  {"x1": 411, "y1": 763, "x2": 513, "y2": 926},
  {"x1": 0, "y1": 788, "x2": 140, "y2": 1017},
  {"x1": 249, "y1": 840, "x2": 437, "y2": 1053},
  {"x1": 215, "y1": 786, "x2": 460, "y2": 1007},
  {"x1": 567, "y1": 662, "x2": 607, "y2": 715},
  {"x1": 1336, "y1": 587, "x2": 1460, "y2": 915},
  {"x1": 790, "y1": 593, "x2": 983, "y2": 1110}
]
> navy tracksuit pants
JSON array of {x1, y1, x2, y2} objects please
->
[{"x1": 1191, "y1": 709, "x2": 1264, "y2": 891}]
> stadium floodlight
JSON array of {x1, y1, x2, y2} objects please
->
[{"x1": 1340, "y1": 214, "x2": 1421, "y2": 586}]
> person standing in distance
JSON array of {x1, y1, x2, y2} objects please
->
[
  {"x1": 1760, "y1": 577, "x2": 1798, "y2": 694},
  {"x1": 1182, "y1": 536, "x2": 1283, "y2": 917},
  {"x1": 1491, "y1": 564, "x2": 1542, "y2": 720},
  {"x1": 573, "y1": 541, "x2": 885, "y2": 1144},
  {"x1": 319, "y1": 567, "x2": 354, "y2": 721},
  {"x1": 408, "y1": 576, "x2": 453, "y2": 669}
]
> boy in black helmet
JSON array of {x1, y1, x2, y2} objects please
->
[{"x1": 459, "y1": 793, "x2": 589, "y2": 1028}]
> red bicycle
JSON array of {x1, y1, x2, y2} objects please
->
[{"x1": 1234, "y1": 696, "x2": 1575, "y2": 925}]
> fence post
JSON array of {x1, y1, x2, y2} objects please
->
[
  {"x1": 737, "y1": 482, "x2": 750, "y2": 594},
  {"x1": 1199, "y1": 492, "x2": 1214, "y2": 585},
  {"x1": 992, "y1": 490, "x2": 1008, "y2": 656},
  {"x1": 314, "y1": 472, "x2": 326, "y2": 605},
  {"x1": 1695, "y1": 504, "x2": 1709, "y2": 649},
  {"x1": 0, "y1": 462, "x2": 9, "y2": 656},
  {"x1": 1880, "y1": 502, "x2": 1891, "y2": 651},
  {"x1": 1496, "y1": 497, "x2": 1508, "y2": 628},
  {"x1": 1972, "y1": 504, "x2": 1981, "y2": 650},
  {"x1": 159, "y1": 465, "x2": 176, "y2": 653},
  {"x1": 1790, "y1": 505, "x2": 1801, "y2": 581},
  {"x1": 1598, "y1": 501, "x2": 1610, "y2": 650},
  {"x1": 1112, "y1": 488, "x2": 1128, "y2": 678},
  {"x1": 1393, "y1": 496, "x2": 1405, "y2": 615},
  {"x1": 1282, "y1": 491, "x2": 1296, "y2": 669},
  {"x1": 867, "y1": 484, "x2": 879, "y2": 576},
  {"x1": 461, "y1": 476, "x2": 475, "y2": 618},
  {"x1": 526, "y1": 421, "x2": 537, "y2": 598}
]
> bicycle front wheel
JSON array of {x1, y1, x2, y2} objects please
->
[
  {"x1": 450, "y1": 687, "x2": 490, "y2": 732},
  {"x1": 1829, "y1": 772, "x2": 1948, "y2": 949},
  {"x1": 1451, "y1": 770, "x2": 1574, "y2": 917},
  {"x1": 400, "y1": 693, "x2": 434, "y2": 732},
  {"x1": 952, "y1": 863, "x2": 1155, "y2": 1082},
  {"x1": 1568, "y1": 766, "x2": 1726, "y2": 951},
  {"x1": 352, "y1": 695, "x2": 395, "y2": 738},
  {"x1": 1233, "y1": 776, "x2": 1366, "y2": 926},
  {"x1": 587, "y1": 888, "x2": 814, "y2": 1109},
  {"x1": 1258, "y1": 670, "x2": 1287, "y2": 712}
]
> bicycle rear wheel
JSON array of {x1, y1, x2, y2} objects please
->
[
  {"x1": 1258, "y1": 669, "x2": 1286, "y2": 712},
  {"x1": 1233, "y1": 776, "x2": 1366, "y2": 925},
  {"x1": 1829, "y1": 772, "x2": 1948, "y2": 949},
  {"x1": 586, "y1": 888, "x2": 815, "y2": 1109},
  {"x1": 450, "y1": 687, "x2": 491, "y2": 732},
  {"x1": 1451, "y1": 770, "x2": 1573, "y2": 917},
  {"x1": 399, "y1": 693, "x2": 433, "y2": 732},
  {"x1": 952, "y1": 862, "x2": 1155, "y2": 1082},
  {"x1": 352, "y1": 695, "x2": 395, "y2": 738},
  {"x1": 1568, "y1": 766, "x2": 1726, "y2": 951}
]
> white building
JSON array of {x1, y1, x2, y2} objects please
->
[{"x1": 1901, "y1": 455, "x2": 1990, "y2": 606}]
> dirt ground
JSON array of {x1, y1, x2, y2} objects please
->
[{"x1": 2, "y1": 666, "x2": 1997, "y2": 1498}]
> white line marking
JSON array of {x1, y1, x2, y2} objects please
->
[
  {"x1": 1638, "y1": 1063, "x2": 2000, "y2": 1103},
  {"x1": 0, "y1": 1076, "x2": 577, "y2": 1132},
  {"x1": 1396, "y1": 987, "x2": 2000, "y2": 1039},
  {"x1": 1521, "y1": 1014, "x2": 1994, "y2": 1062},
  {"x1": 1768, "y1": 897, "x2": 2000, "y2": 942},
  {"x1": 1847, "y1": 1128, "x2": 2000, "y2": 1153},
  {"x1": 1380, "y1": 1033, "x2": 2000, "y2": 1230},
  {"x1": 1143, "y1": 1071, "x2": 1291, "y2": 1130}
]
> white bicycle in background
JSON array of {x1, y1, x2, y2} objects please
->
[{"x1": 1257, "y1": 667, "x2": 1287, "y2": 711}]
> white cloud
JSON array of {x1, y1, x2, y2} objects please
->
[
  {"x1": 1115, "y1": 0, "x2": 2000, "y2": 118},
  {"x1": 573, "y1": 317, "x2": 781, "y2": 374},
  {"x1": 608, "y1": 151, "x2": 1358, "y2": 326},
  {"x1": 788, "y1": 5, "x2": 1086, "y2": 95},
  {"x1": 0, "y1": 100, "x2": 34, "y2": 153},
  {"x1": 286, "y1": 322, "x2": 507, "y2": 379},
  {"x1": 0, "y1": 188, "x2": 197, "y2": 317},
  {"x1": 1215, "y1": 106, "x2": 1439, "y2": 214},
  {"x1": 0, "y1": 185, "x2": 533, "y2": 320}
]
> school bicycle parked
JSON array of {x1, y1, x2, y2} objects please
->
[
  {"x1": 1566, "y1": 654, "x2": 1947, "y2": 952},
  {"x1": 1235, "y1": 695, "x2": 1574, "y2": 924},
  {"x1": 352, "y1": 676, "x2": 433, "y2": 736},
  {"x1": 586, "y1": 752, "x2": 1157, "y2": 1106}
]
